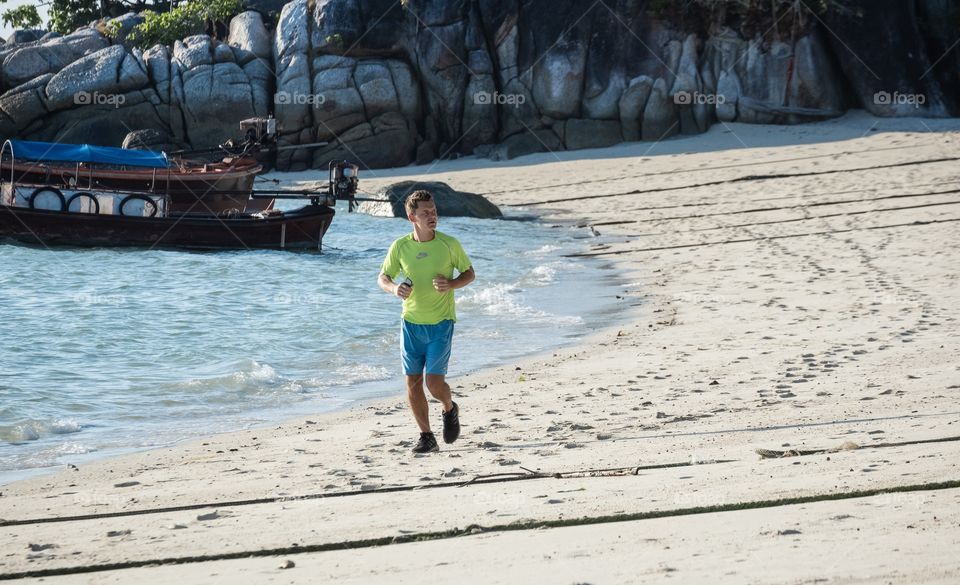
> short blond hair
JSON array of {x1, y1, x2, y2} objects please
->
[{"x1": 404, "y1": 190, "x2": 433, "y2": 215}]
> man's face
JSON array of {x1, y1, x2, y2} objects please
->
[{"x1": 409, "y1": 200, "x2": 438, "y2": 231}]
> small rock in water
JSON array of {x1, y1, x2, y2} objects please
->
[{"x1": 278, "y1": 559, "x2": 295, "y2": 569}]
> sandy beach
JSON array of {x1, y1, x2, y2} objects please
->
[{"x1": 2, "y1": 111, "x2": 960, "y2": 583}]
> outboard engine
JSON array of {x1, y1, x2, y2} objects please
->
[
  {"x1": 239, "y1": 116, "x2": 279, "y2": 146},
  {"x1": 329, "y1": 161, "x2": 360, "y2": 210}
]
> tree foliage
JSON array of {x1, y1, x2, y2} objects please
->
[
  {"x1": 35, "y1": 0, "x2": 239, "y2": 47},
  {"x1": 1, "y1": 4, "x2": 42, "y2": 30},
  {"x1": 48, "y1": 0, "x2": 102, "y2": 34},
  {"x1": 113, "y1": 0, "x2": 241, "y2": 49}
]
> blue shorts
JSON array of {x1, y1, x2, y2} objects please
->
[{"x1": 401, "y1": 319, "x2": 454, "y2": 376}]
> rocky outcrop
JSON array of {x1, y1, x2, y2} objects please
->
[
  {"x1": 823, "y1": 0, "x2": 950, "y2": 117},
  {"x1": 174, "y1": 35, "x2": 266, "y2": 146},
  {"x1": 0, "y1": 27, "x2": 270, "y2": 148},
  {"x1": 1, "y1": 29, "x2": 108, "y2": 90},
  {"x1": 0, "y1": 2, "x2": 957, "y2": 169},
  {"x1": 122, "y1": 127, "x2": 184, "y2": 152},
  {"x1": 357, "y1": 180, "x2": 502, "y2": 219}
]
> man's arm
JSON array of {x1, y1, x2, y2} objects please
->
[
  {"x1": 433, "y1": 267, "x2": 475, "y2": 292},
  {"x1": 379, "y1": 271, "x2": 411, "y2": 299}
]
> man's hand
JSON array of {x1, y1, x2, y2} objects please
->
[
  {"x1": 379, "y1": 272, "x2": 411, "y2": 300},
  {"x1": 432, "y1": 274, "x2": 452, "y2": 292},
  {"x1": 433, "y1": 268, "x2": 475, "y2": 293}
]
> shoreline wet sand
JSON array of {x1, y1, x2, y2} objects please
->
[{"x1": 2, "y1": 111, "x2": 959, "y2": 583}]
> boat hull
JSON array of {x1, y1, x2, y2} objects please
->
[
  {"x1": 8, "y1": 159, "x2": 265, "y2": 213},
  {"x1": 0, "y1": 204, "x2": 335, "y2": 250}
]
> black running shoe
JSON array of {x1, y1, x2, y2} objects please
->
[
  {"x1": 412, "y1": 432, "x2": 439, "y2": 454},
  {"x1": 442, "y1": 402, "x2": 460, "y2": 444}
]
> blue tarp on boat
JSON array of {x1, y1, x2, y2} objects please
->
[{"x1": 3, "y1": 139, "x2": 169, "y2": 169}]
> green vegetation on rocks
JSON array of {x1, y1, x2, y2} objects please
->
[{"x1": 111, "y1": 0, "x2": 242, "y2": 49}]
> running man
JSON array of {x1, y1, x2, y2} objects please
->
[{"x1": 378, "y1": 190, "x2": 476, "y2": 453}]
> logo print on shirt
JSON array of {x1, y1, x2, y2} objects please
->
[{"x1": 416, "y1": 252, "x2": 428, "y2": 259}]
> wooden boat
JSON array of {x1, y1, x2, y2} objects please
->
[
  {"x1": 2, "y1": 137, "x2": 266, "y2": 214},
  {"x1": 0, "y1": 202, "x2": 336, "y2": 250},
  {"x1": 0, "y1": 135, "x2": 360, "y2": 250}
]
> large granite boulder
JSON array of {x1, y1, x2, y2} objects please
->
[
  {"x1": 229, "y1": 11, "x2": 272, "y2": 60},
  {"x1": 122, "y1": 128, "x2": 184, "y2": 152},
  {"x1": 642, "y1": 77, "x2": 679, "y2": 141},
  {"x1": 487, "y1": 128, "x2": 562, "y2": 161},
  {"x1": 173, "y1": 35, "x2": 266, "y2": 147},
  {"x1": 6, "y1": 30, "x2": 45, "y2": 45},
  {"x1": 44, "y1": 45, "x2": 147, "y2": 110},
  {"x1": 1, "y1": 2, "x2": 958, "y2": 167},
  {"x1": 917, "y1": 0, "x2": 960, "y2": 114},
  {"x1": 242, "y1": 0, "x2": 290, "y2": 20},
  {"x1": 618, "y1": 75, "x2": 653, "y2": 141},
  {"x1": 272, "y1": 0, "x2": 314, "y2": 169},
  {"x1": 2, "y1": 29, "x2": 108, "y2": 89},
  {"x1": 824, "y1": 0, "x2": 951, "y2": 117},
  {"x1": 561, "y1": 118, "x2": 622, "y2": 150},
  {"x1": 357, "y1": 181, "x2": 502, "y2": 219},
  {"x1": 104, "y1": 13, "x2": 145, "y2": 46},
  {"x1": 0, "y1": 23, "x2": 269, "y2": 148},
  {"x1": 715, "y1": 70, "x2": 741, "y2": 122},
  {"x1": 0, "y1": 73, "x2": 54, "y2": 135}
]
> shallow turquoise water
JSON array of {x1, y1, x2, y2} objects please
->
[{"x1": 0, "y1": 203, "x2": 622, "y2": 481}]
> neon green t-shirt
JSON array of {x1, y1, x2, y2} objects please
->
[{"x1": 381, "y1": 231, "x2": 472, "y2": 325}]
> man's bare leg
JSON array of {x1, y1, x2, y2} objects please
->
[
  {"x1": 406, "y1": 374, "x2": 431, "y2": 432},
  {"x1": 425, "y1": 374, "x2": 454, "y2": 412}
]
